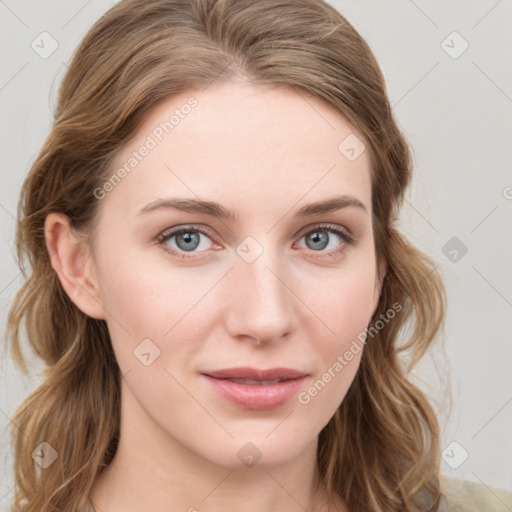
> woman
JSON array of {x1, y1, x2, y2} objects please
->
[{"x1": 4, "y1": 0, "x2": 511, "y2": 511}]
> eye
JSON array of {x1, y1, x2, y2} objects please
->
[
  {"x1": 294, "y1": 224, "x2": 355, "y2": 259},
  {"x1": 156, "y1": 225, "x2": 217, "y2": 260}
]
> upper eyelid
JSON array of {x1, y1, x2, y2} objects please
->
[
  {"x1": 295, "y1": 222, "x2": 351, "y2": 237},
  {"x1": 159, "y1": 224, "x2": 216, "y2": 242}
]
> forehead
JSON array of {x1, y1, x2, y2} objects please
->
[{"x1": 103, "y1": 81, "x2": 372, "y2": 218}]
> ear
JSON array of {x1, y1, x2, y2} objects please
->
[
  {"x1": 371, "y1": 256, "x2": 387, "y2": 317},
  {"x1": 45, "y1": 212, "x2": 106, "y2": 320}
]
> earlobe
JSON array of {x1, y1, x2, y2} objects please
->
[{"x1": 44, "y1": 213, "x2": 106, "y2": 320}]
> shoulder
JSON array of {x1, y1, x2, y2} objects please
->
[{"x1": 439, "y1": 474, "x2": 512, "y2": 512}]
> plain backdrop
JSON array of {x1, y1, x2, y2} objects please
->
[{"x1": 1, "y1": 0, "x2": 511, "y2": 504}]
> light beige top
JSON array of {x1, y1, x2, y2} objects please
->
[{"x1": 439, "y1": 474, "x2": 512, "y2": 511}]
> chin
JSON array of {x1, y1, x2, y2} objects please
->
[{"x1": 190, "y1": 429, "x2": 317, "y2": 471}]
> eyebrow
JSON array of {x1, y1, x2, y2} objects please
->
[{"x1": 137, "y1": 194, "x2": 368, "y2": 220}]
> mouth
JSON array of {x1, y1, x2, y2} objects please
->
[
  {"x1": 203, "y1": 367, "x2": 308, "y2": 381},
  {"x1": 216, "y1": 378, "x2": 289, "y2": 385},
  {"x1": 201, "y1": 367, "x2": 308, "y2": 410}
]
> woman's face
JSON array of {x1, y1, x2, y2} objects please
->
[{"x1": 88, "y1": 81, "x2": 384, "y2": 469}]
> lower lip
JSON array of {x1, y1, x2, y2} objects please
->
[{"x1": 202, "y1": 375, "x2": 306, "y2": 410}]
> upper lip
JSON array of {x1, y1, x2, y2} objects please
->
[{"x1": 202, "y1": 367, "x2": 308, "y2": 381}]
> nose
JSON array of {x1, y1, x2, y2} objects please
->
[{"x1": 224, "y1": 245, "x2": 297, "y2": 345}]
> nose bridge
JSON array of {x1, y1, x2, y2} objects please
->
[{"x1": 225, "y1": 236, "x2": 296, "y2": 342}]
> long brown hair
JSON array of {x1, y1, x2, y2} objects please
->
[{"x1": 4, "y1": 0, "x2": 447, "y2": 510}]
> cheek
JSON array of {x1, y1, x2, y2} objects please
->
[
  {"x1": 301, "y1": 255, "x2": 378, "y2": 345},
  {"x1": 297, "y1": 257, "x2": 377, "y2": 408},
  {"x1": 94, "y1": 244, "x2": 225, "y2": 368},
  {"x1": 94, "y1": 247, "x2": 168, "y2": 343}
]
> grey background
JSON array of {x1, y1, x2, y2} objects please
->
[{"x1": 1, "y1": 0, "x2": 511, "y2": 504}]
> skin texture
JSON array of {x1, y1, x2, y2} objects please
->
[{"x1": 45, "y1": 81, "x2": 386, "y2": 512}]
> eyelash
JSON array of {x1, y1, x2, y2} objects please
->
[{"x1": 155, "y1": 223, "x2": 355, "y2": 261}]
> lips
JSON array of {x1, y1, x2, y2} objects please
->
[{"x1": 201, "y1": 367, "x2": 308, "y2": 410}]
